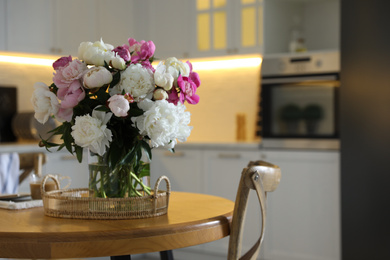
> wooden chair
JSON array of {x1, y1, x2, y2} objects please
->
[
  {"x1": 228, "y1": 160, "x2": 281, "y2": 260},
  {"x1": 18, "y1": 152, "x2": 46, "y2": 184},
  {"x1": 113, "y1": 160, "x2": 280, "y2": 260}
]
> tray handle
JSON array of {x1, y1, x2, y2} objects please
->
[
  {"x1": 41, "y1": 174, "x2": 61, "y2": 196},
  {"x1": 153, "y1": 176, "x2": 171, "y2": 215},
  {"x1": 154, "y1": 175, "x2": 171, "y2": 195}
]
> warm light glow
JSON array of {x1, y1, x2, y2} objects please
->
[
  {"x1": 0, "y1": 52, "x2": 262, "y2": 70},
  {"x1": 191, "y1": 56, "x2": 262, "y2": 71},
  {"x1": 0, "y1": 54, "x2": 55, "y2": 66}
]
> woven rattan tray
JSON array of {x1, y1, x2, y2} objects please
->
[{"x1": 41, "y1": 175, "x2": 170, "y2": 220}]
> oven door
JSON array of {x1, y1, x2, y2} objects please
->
[{"x1": 259, "y1": 74, "x2": 340, "y2": 149}]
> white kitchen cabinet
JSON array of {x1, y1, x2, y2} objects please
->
[
  {"x1": 261, "y1": 149, "x2": 340, "y2": 260},
  {"x1": 150, "y1": 147, "x2": 204, "y2": 193},
  {"x1": 130, "y1": 0, "x2": 192, "y2": 60},
  {"x1": 96, "y1": 0, "x2": 135, "y2": 49},
  {"x1": 52, "y1": 0, "x2": 99, "y2": 56},
  {"x1": 5, "y1": 0, "x2": 54, "y2": 54},
  {"x1": 190, "y1": 0, "x2": 264, "y2": 58},
  {"x1": 1, "y1": 0, "x2": 134, "y2": 56},
  {"x1": 263, "y1": 0, "x2": 340, "y2": 54},
  {"x1": 0, "y1": 0, "x2": 6, "y2": 50}
]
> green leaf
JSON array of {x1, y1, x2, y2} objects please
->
[
  {"x1": 110, "y1": 71, "x2": 121, "y2": 88},
  {"x1": 138, "y1": 163, "x2": 150, "y2": 178},
  {"x1": 95, "y1": 105, "x2": 110, "y2": 112},
  {"x1": 120, "y1": 145, "x2": 136, "y2": 165},
  {"x1": 75, "y1": 146, "x2": 83, "y2": 163},
  {"x1": 140, "y1": 140, "x2": 152, "y2": 161},
  {"x1": 62, "y1": 122, "x2": 74, "y2": 154}
]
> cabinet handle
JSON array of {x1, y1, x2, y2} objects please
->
[
  {"x1": 60, "y1": 155, "x2": 78, "y2": 161},
  {"x1": 218, "y1": 153, "x2": 241, "y2": 159},
  {"x1": 163, "y1": 151, "x2": 185, "y2": 157}
]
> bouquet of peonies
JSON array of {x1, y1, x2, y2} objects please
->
[{"x1": 31, "y1": 38, "x2": 201, "y2": 198}]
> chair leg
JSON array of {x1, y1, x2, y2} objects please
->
[
  {"x1": 110, "y1": 255, "x2": 131, "y2": 260},
  {"x1": 159, "y1": 250, "x2": 174, "y2": 260}
]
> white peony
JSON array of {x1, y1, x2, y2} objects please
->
[
  {"x1": 110, "y1": 64, "x2": 155, "y2": 100},
  {"x1": 108, "y1": 95, "x2": 130, "y2": 117},
  {"x1": 83, "y1": 66, "x2": 113, "y2": 89},
  {"x1": 154, "y1": 62, "x2": 175, "y2": 90},
  {"x1": 78, "y1": 39, "x2": 126, "y2": 70},
  {"x1": 71, "y1": 109, "x2": 113, "y2": 156},
  {"x1": 31, "y1": 82, "x2": 59, "y2": 124},
  {"x1": 132, "y1": 99, "x2": 192, "y2": 149}
]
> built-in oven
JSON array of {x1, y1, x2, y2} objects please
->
[{"x1": 257, "y1": 51, "x2": 340, "y2": 149}]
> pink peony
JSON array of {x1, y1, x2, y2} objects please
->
[
  {"x1": 177, "y1": 75, "x2": 200, "y2": 105},
  {"x1": 53, "y1": 55, "x2": 72, "y2": 70},
  {"x1": 56, "y1": 80, "x2": 85, "y2": 122},
  {"x1": 167, "y1": 87, "x2": 180, "y2": 105},
  {"x1": 56, "y1": 107, "x2": 73, "y2": 122},
  {"x1": 127, "y1": 38, "x2": 155, "y2": 63},
  {"x1": 53, "y1": 59, "x2": 87, "y2": 89},
  {"x1": 186, "y1": 61, "x2": 201, "y2": 88},
  {"x1": 112, "y1": 46, "x2": 131, "y2": 62},
  {"x1": 140, "y1": 60, "x2": 155, "y2": 73}
]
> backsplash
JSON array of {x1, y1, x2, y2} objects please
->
[{"x1": 0, "y1": 60, "x2": 261, "y2": 143}]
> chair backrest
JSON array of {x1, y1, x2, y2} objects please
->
[
  {"x1": 228, "y1": 160, "x2": 281, "y2": 260},
  {"x1": 18, "y1": 153, "x2": 46, "y2": 184}
]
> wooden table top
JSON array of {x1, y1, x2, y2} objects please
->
[{"x1": 0, "y1": 191, "x2": 234, "y2": 259}]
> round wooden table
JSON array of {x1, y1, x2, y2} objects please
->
[{"x1": 0, "y1": 192, "x2": 234, "y2": 259}]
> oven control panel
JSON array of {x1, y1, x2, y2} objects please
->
[{"x1": 261, "y1": 51, "x2": 340, "y2": 76}]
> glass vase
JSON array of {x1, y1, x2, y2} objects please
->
[{"x1": 88, "y1": 151, "x2": 151, "y2": 198}]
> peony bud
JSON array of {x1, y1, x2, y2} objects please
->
[
  {"x1": 153, "y1": 88, "x2": 168, "y2": 100},
  {"x1": 112, "y1": 46, "x2": 131, "y2": 62},
  {"x1": 108, "y1": 94, "x2": 130, "y2": 117},
  {"x1": 111, "y1": 55, "x2": 127, "y2": 70},
  {"x1": 83, "y1": 66, "x2": 113, "y2": 89},
  {"x1": 53, "y1": 55, "x2": 72, "y2": 70}
]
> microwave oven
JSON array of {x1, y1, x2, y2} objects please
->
[{"x1": 257, "y1": 51, "x2": 340, "y2": 149}]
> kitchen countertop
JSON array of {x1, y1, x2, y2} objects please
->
[{"x1": 0, "y1": 140, "x2": 262, "y2": 153}]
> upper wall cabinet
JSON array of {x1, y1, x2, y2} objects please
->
[
  {"x1": 52, "y1": 0, "x2": 99, "y2": 56},
  {"x1": 191, "y1": 0, "x2": 264, "y2": 58},
  {"x1": 1, "y1": 0, "x2": 135, "y2": 56},
  {"x1": 5, "y1": 0, "x2": 54, "y2": 54},
  {"x1": 0, "y1": 0, "x2": 6, "y2": 50},
  {"x1": 130, "y1": 0, "x2": 192, "y2": 60},
  {"x1": 54, "y1": 0, "x2": 136, "y2": 56},
  {"x1": 132, "y1": 0, "x2": 264, "y2": 59},
  {"x1": 263, "y1": 0, "x2": 340, "y2": 55}
]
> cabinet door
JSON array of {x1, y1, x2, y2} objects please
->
[
  {"x1": 150, "y1": 148, "x2": 204, "y2": 193},
  {"x1": 191, "y1": 0, "x2": 263, "y2": 58},
  {"x1": 53, "y1": 0, "x2": 98, "y2": 56},
  {"x1": 131, "y1": 0, "x2": 191, "y2": 60},
  {"x1": 6, "y1": 0, "x2": 54, "y2": 54},
  {"x1": 0, "y1": 0, "x2": 6, "y2": 50},
  {"x1": 96, "y1": 0, "x2": 135, "y2": 48},
  {"x1": 202, "y1": 149, "x2": 263, "y2": 256},
  {"x1": 262, "y1": 150, "x2": 340, "y2": 260},
  {"x1": 233, "y1": 0, "x2": 264, "y2": 55},
  {"x1": 44, "y1": 151, "x2": 89, "y2": 189}
]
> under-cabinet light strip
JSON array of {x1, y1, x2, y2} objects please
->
[
  {"x1": 0, "y1": 54, "x2": 262, "y2": 70},
  {"x1": 191, "y1": 57, "x2": 262, "y2": 70},
  {"x1": 0, "y1": 55, "x2": 55, "y2": 66}
]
